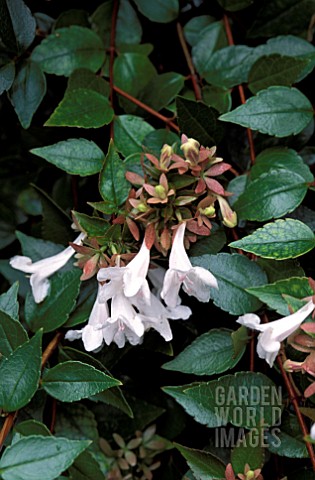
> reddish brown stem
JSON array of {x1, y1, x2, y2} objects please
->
[
  {"x1": 109, "y1": 0, "x2": 119, "y2": 139},
  {"x1": 176, "y1": 22, "x2": 202, "y2": 101},
  {"x1": 223, "y1": 15, "x2": 256, "y2": 165},
  {"x1": 113, "y1": 85, "x2": 180, "y2": 132},
  {"x1": 0, "y1": 332, "x2": 64, "y2": 450},
  {"x1": 50, "y1": 399, "x2": 57, "y2": 433}
]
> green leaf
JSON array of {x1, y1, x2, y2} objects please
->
[
  {"x1": 99, "y1": 140, "x2": 130, "y2": 212},
  {"x1": 164, "y1": 372, "x2": 280, "y2": 428},
  {"x1": 266, "y1": 430, "x2": 308, "y2": 458},
  {"x1": 250, "y1": 147, "x2": 313, "y2": 182},
  {"x1": 114, "y1": 52, "x2": 156, "y2": 94},
  {"x1": 247, "y1": 277, "x2": 313, "y2": 315},
  {"x1": 42, "y1": 360, "x2": 121, "y2": 402},
  {"x1": 248, "y1": 54, "x2": 311, "y2": 94},
  {"x1": 67, "y1": 68, "x2": 109, "y2": 96},
  {"x1": 229, "y1": 219, "x2": 315, "y2": 259},
  {"x1": 0, "y1": 61, "x2": 15, "y2": 95},
  {"x1": 288, "y1": 205, "x2": 315, "y2": 230},
  {"x1": 25, "y1": 269, "x2": 81, "y2": 333},
  {"x1": 0, "y1": 435, "x2": 90, "y2": 480},
  {"x1": 8, "y1": 60, "x2": 46, "y2": 129},
  {"x1": 0, "y1": 282, "x2": 19, "y2": 320},
  {"x1": 175, "y1": 444, "x2": 225, "y2": 480},
  {"x1": 231, "y1": 429, "x2": 265, "y2": 475},
  {"x1": 16, "y1": 232, "x2": 64, "y2": 262},
  {"x1": 191, "y1": 253, "x2": 267, "y2": 315},
  {"x1": 132, "y1": 0, "x2": 179, "y2": 23},
  {"x1": 234, "y1": 169, "x2": 309, "y2": 221},
  {"x1": 192, "y1": 22, "x2": 227, "y2": 76},
  {"x1": 202, "y1": 85, "x2": 232, "y2": 114},
  {"x1": 219, "y1": 86, "x2": 314, "y2": 138},
  {"x1": 257, "y1": 258, "x2": 304, "y2": 283},
  {"x1": 163, "y1": 329, "x2": 245, "y2": 375},
  {"x1": 0, "y1": 0, "x2": 36, "y2": 54},
  {"x1": 31, "y1": 139, "x2": 105, "y2": 176},
  {"x1": 116, "y1": 0, "x2": 142, "y2": 45},
  {"x1": 45, "y1": 88, "x2": 114, "y2": 128},
  {"x1": 64, "y1": 282, "x2": 97, "y2": 328},
  {"x1": 217, "y1": 0, "x2": 254, "y2": 11},
  {"x1": 114, "y1": 115, "x2": 154, "y2": 157},
  {"x1": 202, "y1": 45, "x2": 256, "y2": 88},
  {"x1": 184, "y1": 15, "x2": 216, "y2": 46},
  {"x1": 0, "y1": 330, "x2": 42, "y2": 412},
  {"x1": 54, "y1": 403, "x2": 99, "y2": 445},
  {"x1": 143, "y1": 129, "x2": 180, "y2": 156},
  {"x1": 189, "y1": 225, "x2": 226, "y2": 256},
  {"x1": 72, "y1": 211, "x2": 110, "y2": 237},
  {"x1": 141, "y1": 72, "x2": 185, "y2": 111},
  {"x1": 15, "y1": 420, "x2": 51, "y2": 437},
  {"x1": 0, "y1": 310, "x2": 28, "y2": 358},
  {"x1": 227, "y1": 175, "x2": 248, "y2": 206},
  {"x1": 176, "y1": 96, "x2": 224, "y2": 146},
  {"x1": 69, "y1": 450, "x2": 105, "y2": 480},
  {"x1": 31, "y1": 26, "x2": 105, "y2": 76},
  {"x1": 55, "y1": 9, "x2": 90, "y2": 30},
  {"x1": 248, "y1": 0, "x2": 315, "y2": 37}
]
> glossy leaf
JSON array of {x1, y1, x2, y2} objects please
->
[
  {"x1": 114, "y1": 52, "x2": 156, "y2": 99},
  {"x1": 0, "y1": 61, "x2": 15, "y2": 95},
  {"x1": 99, "y1": 140, "x2": 130, "y2": 212},
  {"x1": 234, "y1": 169, "x2": 309, "y2": 221},
  {"x1": 31, "y1": 139, "x2": 105, "y2": 176},
  {"x1": 116, "y1": 0, "x2": 142, "y2": 45},
  {"x1": 184, "y1": 15, "x2": 216, "y2": 46},
  {"x1": 202, "y1": 85, "x2": 232, "y2": 114},
  {"x1": 0, "y1": 435, "x2": 90, "y2": 480},
  {"x1": 230, "y1": 219, "x2": 315, "y2": 260},
  {"x1": 191, "y1": 253, "x2": 267, "y2": 315},
  {"x1": 163, "y1": 329, "x2": 245, "y2": 375},
  {"x1": 31, "y1": 26, "x2": 105, "y2": 76},
  {"x1": 176, "y1": 96, "x2": 223, "y2": 146},
  {"x1": 67, "y1": 68, "x2": 109, "y2": 96},
  {"x1": 231, "y1": 430, "x2": 265, "y2": 475},
  {"x1": 141, "y1": 72, "x2": 185, "y2": 111},
  {"x1": 175, "y1": 444, "x2": 225, "y2": 480},
  {"x1": 8, "y1": 60, "x2": 46, "y2": 129},
  {"x1": 143, "y1": 129, "x2": 180, "y2": 156},
  {"x1": 132, "y1": 0, "x2": 179, "y2": 23},
  {"x1": 42, "y1": 360, "x2": 121, "y2": 402},
  {"x1": 266, "y1": 430, "x2": 308, "y2": 458},
  {"x1": 0, "y1": 310, "x2": 28, "y2": 358},
  {"x1": 0, "y1": 330, "x2": 42, "y2": 412},
  {"x1": 247, "y1": 277, "x2": 313, "y2": 315},
  {"x1": 114, "y1": 115, "x2": 154, "y2": 157},
  {"x1": 192, "y1": 22, "x2": 227, "y2": 76},
  {"x1": 248, "y1": 54, "x2": 311, "y2": 94},
  {"x1": 0, "y1": 0, "x2": 36, "y2": 54},
  {"x1": 219, "y1": 86, "x2": 314, "y2": 138},
  {"x1": 69, "y1": 450, "x2": 105, "y2": 480},
  {"x1": 25, "y1": 269, "x2": 81, "y2": 333},
  {"x1": 45, "y1": 88, "x2": 114, "y2": 128},
  {"x1": 0, "y1": 282, "x2": 19, "y2": 320}
]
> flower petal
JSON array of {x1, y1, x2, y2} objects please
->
[
  {"x1": 82, "y1": 325, "x2": 104, "y2": 352},
  {"x1": 161, "y1": 269, "x2": 182, "y2": 308},
  {"x1": 123, "y1": 240, "x2": 150, "y2": 298},
  {"x1": 30, "y1": 274, "x2": 51, "y2": 304}
]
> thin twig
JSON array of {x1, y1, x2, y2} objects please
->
[
  {"x1": 113, "y1": 85, "x2": 180, "y2": 132},
  {"x1": 109, "y1": 0, "x2": 119, "y2": 139},
  {"x1": 176, "y1": 23, "x2": 202, "y2": 101},
  {"x1": 0, "y1": 332, "x2": 64, "y2": 450},
  {"x1": 222, "y1": 15, "x2": 256, "y2": 165}
]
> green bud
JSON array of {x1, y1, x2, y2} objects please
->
[
  {"x1": 137, "y1": 202, "x2": 148, "y2": 212},
  {"x1": 200, "y1": 206, "x2": 216, "y2": 216},
  {"x1": 246, "y1": 471, "x2": 255, "y2": 480},
  {"x1": 154, "y1": 185, "x2": 167, "y2": 199}
]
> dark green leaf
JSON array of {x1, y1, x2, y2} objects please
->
[
  {"x1": 217, "y1": 0, "x2": 254, "y2": 10},
  {"x1": 229, "y1": 219, "x2": 315, "y2": 259},
  {"x1": 176, "y1": 96, "x2": 224, "y2": 146},
  {"x1": 248, "y1": 54, "x2": 311, "y2": 94},
  {"x1": 45, "y1": 88, "x2": 114, "y2": 128},
  {"x1": 184, "y1": 15, "x2": 216, "y2": 46},
  {"x1": 72, "y1": 211, "x2": 110, "y2": 237},
  {"x1": 234, "y1": 169, "x2": 309, "y2": 221},
  {"x1": 15, "y1": 420, "x2": 51, "y2": 437},
  {"x1": 219, "y1": 87, "x2": 314, "y2": 138},
  {"x1": 0, "y1": 330, "x2": 42, "y2": 412},
  {"x1": 0, "y1": 310, "x2": 28, "y2": 358},
  {"x1": 164, "y1": 372, "x2": 280, "y2": 428},
  {"x1": 0, "y1": 61, "x2": 15, "y2": 95},
  {"x1": 192, "y1": 22, "x2": 227, "y2": 76},
  {"x1": 31, "y1": 139, "x2": 105, "y2": 176},
  {"x1": 143, "y1": 129, "x2": 180, "y2": 156},
  {"x1": 99, "y1": 140, "x2": 130, "y2": 212},
  {"x1": 191, "y1": 253, "x2": 267, "y2": 315},
  {"x1": 31, "y1": 26, "x2": 105, "y2": 77},
  {"x1": 116, "y1": 0, "x2": 142, "y2": 45},
  {"x1": 16, "y1": 231, "x2": 65, "y2": 263},
  {"x1": 54, "y1": 9, "x2": 90, "y2": 30},
  {"x1": 0, "y1": 282, "x2": 19, "y2": 320},
  {"x1": 67, "y1": 68, "x2": 109, "y2": 96},
  {"x1": 163, "y1": 329, "x2": 245, "y2": 375},
  {"x1": 189, "y1": 225, "x2": 226, "y2": 256},
  {"x1": 69, "y1": 450, "x2": 105, "y2": 480},
  {"x1": 247, "y1": 277, "x2": 313, "y2": 315},
  {"x1": 0, "y1": 435, "x2": 90, "y2": 480},
  {"x1": 257, "y1": 258, "x2": 305, "y2": 283},
  {"x1": 231, "y1": 429, "x2": 265, "y2": 474},
  {"x1": 266, "y1": 430, "x2": 308, "y2": 458},
  {"x1": 54, "y1": 403, "x2": 99, "y2": 445},
  {"x1": 8, "y1": 61, "x2": 46, "y2": 129},
  {"x1": 0, "y1": 0, "x2": 36, "y2": 54},
  {"x1": 227, "y1": 175, "x2": 248, "y2": 206},
  {"x1": 175, "y1": 444, "x2": 225, "y2": 480},
  {"x1": 42, "y1": 360, "x2": 121, "y2": 402},
  {"x1": 25, "y1": 269, "x2": 81, "y2": 333},
  {"x1": 64, "y1": 282, "x2": 97, "y2": 328},
  {"x1": 141, "y1": 72, "x2": 185, "y2": 111},
  {"x1": 248, "y1": 0, "x2": 315, "y2": 37},
  {"x1": 114, "y1": 115, "x2": 154, "y2": 157},
  {"x1": 202, "y1": 85, "x2": 232, "y2": 114},
  {"x1": 17, "y1": 188, "x2": 42, "y2": 216},
  {"x1": 287, "y1": 205, "x2": 315, "y2": 230},
  {"x1": 132, "y1": 0, "x2": 179, "y2": 23}
]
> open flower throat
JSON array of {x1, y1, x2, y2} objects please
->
[{"x1": 11, "y1": 135, "x2": 230, "y2": 351}]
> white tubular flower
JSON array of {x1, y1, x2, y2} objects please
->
[
  {"x1": 310, "y1": 423, "x2": 315, "y2": 440},
  {"x1": 10, "y1": 232, "x2": 85, "y2": 303},
  {"x1": 161, "y1": 222, "x2": 218, "y2": 308},
  {"x1": 237, "y1": 300, "x2": 315, "y2": 367},
  {"x1": 65, "y1": 284, "x2": 108, "y2": 352}
]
